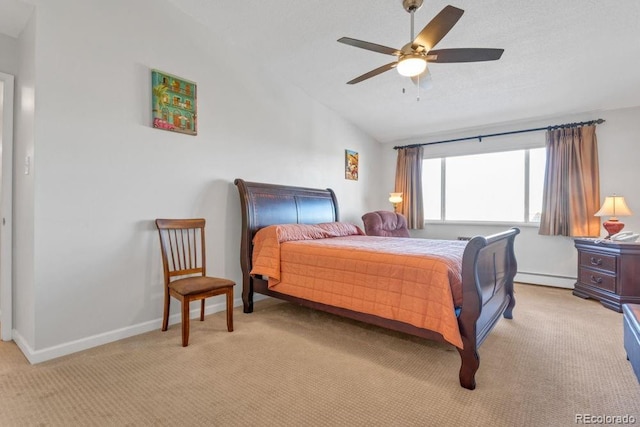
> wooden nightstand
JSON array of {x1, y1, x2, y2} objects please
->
[{"x1": 573, "y1": 238, "x2": 640, "y2": 312}]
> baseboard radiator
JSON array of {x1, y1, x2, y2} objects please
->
[{"x1": 515, "y1": 271, "x2": 576, "y2": 289}]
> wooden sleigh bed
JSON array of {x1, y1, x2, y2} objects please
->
[{"x1": 234, "y1": 179, "x2": 519, "y2": 390}]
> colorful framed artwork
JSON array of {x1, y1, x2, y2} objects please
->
[
  {"x1": 345, "y1": 149, "x2": 359, "y2": 181},
  {"x1": 151, "y1": 69, "x2": 197, "y2": 135}
]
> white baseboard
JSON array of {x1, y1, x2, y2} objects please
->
[
  {"x1": 15, "y1": 277, "x2": 568, "y2": 365},
  {"x1": 515, "y1": 272, "x2": 576, "y2": 289},
  {"x1": 13, "y1": 297, "x2": 244, "y2": 364}
]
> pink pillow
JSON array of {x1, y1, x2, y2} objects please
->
[
  {"x1": 316, "y1": 222, "x2": 365, "y2": 237},
  {"x1": 254, "y1": 224, "x2": 330, "y2": 244}
]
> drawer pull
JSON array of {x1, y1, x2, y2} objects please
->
[
  {"x1": 589, "y1": 257, "x2": 602, "y2": 266},
  {"x1": 590, "y1": 275, "x2": 603, "y2": 284}
]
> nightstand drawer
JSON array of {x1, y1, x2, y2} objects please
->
[
  {"x1": 578, "y1": 268, "x2": 616, "y2": 293},
  {"x1": 579, "y1": 251, "x2": 617, "y2": 274},
  {"x1": 574, "y1": 238, "x2": 640, "y2": 312}
]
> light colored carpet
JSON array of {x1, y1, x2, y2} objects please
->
[{"x1": 1, "y1": 284, "x2": 639, "y2": 426}]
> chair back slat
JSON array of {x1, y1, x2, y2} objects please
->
[{"x1": 156, "y1": 219, "x2": 207, "y2": 279}]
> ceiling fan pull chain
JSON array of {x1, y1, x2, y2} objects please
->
[{"x1": 416, "y1": 75, "x2": 420, "y2": 101}]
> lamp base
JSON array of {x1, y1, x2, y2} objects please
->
[{"x1": 603, "y1": 219, "x2": 625, "y2": 239}]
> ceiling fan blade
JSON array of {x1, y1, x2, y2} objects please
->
[
  {"x1": 347, "y1": 62, "x2": 397, "y2": 84},
  {"x1": 427, "y1": 48, "x2": 504, "y2": 63},
  {"x1": 410, "y1": 68, "x2": 433, "y2": 90},
  {"x1": 338, "y1": 37, "x2": 400, "y2": 56},
  {"x1": 412, "y1": 5, "x2": 464, "y2": 51}
]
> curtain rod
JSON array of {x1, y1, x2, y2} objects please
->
[{"x1": 393, "y1": 118, "x2": 605, "y2": 150}]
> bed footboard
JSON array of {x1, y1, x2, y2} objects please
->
[{"x1": 457, "y1": 228, "x2": 519, "y2": 389}]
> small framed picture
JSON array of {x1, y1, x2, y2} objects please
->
[
  {"x1": 151, "y1": 69, "x2": 197, "y2": 135},
  {"x1": 345, "y1": 149, "x2": 358, "y2": 181}
]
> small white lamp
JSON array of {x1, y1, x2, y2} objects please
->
[{"x1": 389, "y1": 192, "x2": 403, "y2": 213}]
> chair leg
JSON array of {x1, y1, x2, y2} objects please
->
[
  {"x1": 181, "y1": 299, "x2": 190, "y2": 347},
  {"x1": 162, "y1": 291, "x2": 170, "y2": 332},
  {"x1": 226, "y1": 288, "x2": 234, "y2": 332},
  {"x1": 200, "y1": 299, "x2": 205, "y2": 321}
]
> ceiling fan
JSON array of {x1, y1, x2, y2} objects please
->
[{"x1": 337, "y1": 1, "x2": 503, "y2": 88}]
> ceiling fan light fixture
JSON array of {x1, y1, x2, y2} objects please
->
[
  {"x1": 397, "y1": 54, "x2": 427, "y2": 77},
  {"x1": 339, "y1": 5, "x2": 503, "y2": 85}
]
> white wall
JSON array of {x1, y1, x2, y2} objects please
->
[
  {"x1": 8, "y1": 0, "x2": 384, "y2": 361},
  {"x1": 380, "y1": 106, "x2": 640, "y2": 288},
  {"x1": 0, "y1": 33, "x2": 18, "y2": 75}
]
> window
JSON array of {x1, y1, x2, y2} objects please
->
[{"x1": 422, "y1": 147, "x2": 545, "y2": 223}]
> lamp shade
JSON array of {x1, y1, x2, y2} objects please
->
[
  {"x1": 389, "y1": 192, "x2": 403, "y2": 213},
  {"x1": 594, "y1": 196, "x2": 632, "y2": 219},
  {"x1": 388, "y1": 193, "x2": 403, "y2": 204}
]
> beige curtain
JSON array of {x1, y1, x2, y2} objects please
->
[
  {"x1": 539, "y1": 125, "x2": 600, "y2": 237},
  {"x1": 395, "y1": 147, "x2": 424, "y2": 229}
]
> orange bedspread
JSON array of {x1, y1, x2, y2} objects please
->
[{"x1": 251, "y1": 224, "x2": 467, "y2": 348}]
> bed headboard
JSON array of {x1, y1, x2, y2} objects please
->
[{"x1": 234, "y1": 179, "x2": 339, "y2": 288}]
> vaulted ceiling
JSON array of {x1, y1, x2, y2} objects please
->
[
  {"x1": 3, "y1": 0, "x2": 640, "y2": 143},
  {"x1": 168, "y1": 0, "x2": 640, "y2": 142},
  {"x1": 0, "y1": 0, "x2": 31, "y2": 38}
]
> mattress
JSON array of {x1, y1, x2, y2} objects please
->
[{"x1": 250, "y1": 223, "x2": 467, "y2": 348}]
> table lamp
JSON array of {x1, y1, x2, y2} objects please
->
[
  {"x1": 595, "y1": 195, "x2": 632, "y2": 238},
  {"x1": 389, "y1": 193, "x2": 403, "y2": 213}
]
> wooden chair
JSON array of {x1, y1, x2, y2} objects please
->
[{"x1": 155, "y1": 218, "x2": 235, "y2": 346}]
